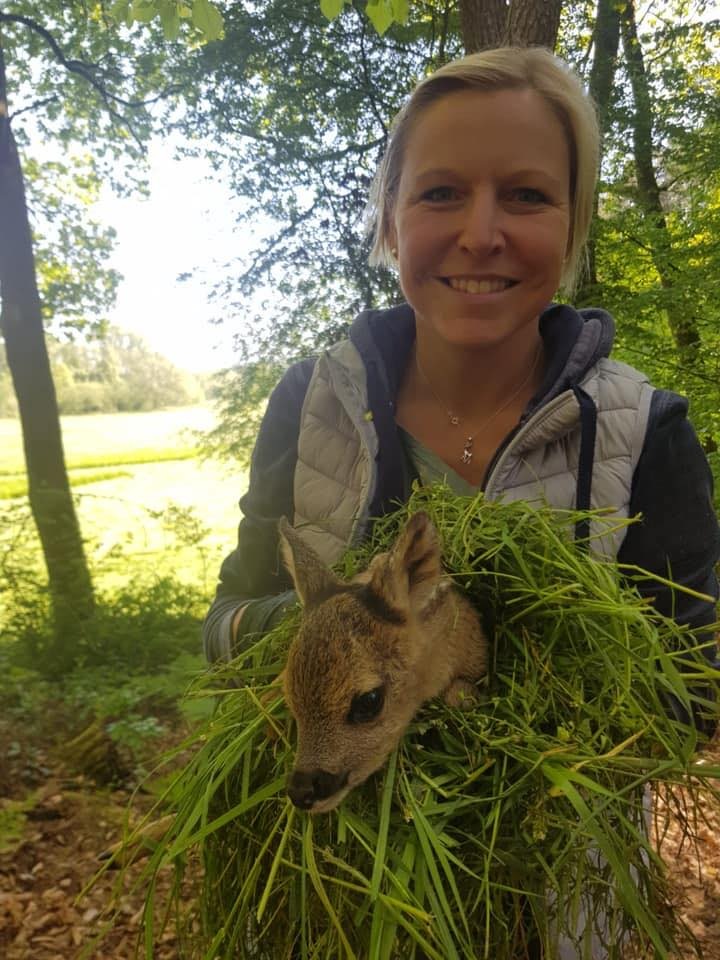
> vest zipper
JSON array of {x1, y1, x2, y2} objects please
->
[{"x1": 482, "y1": 390, "x2": 579, "y2": 498}]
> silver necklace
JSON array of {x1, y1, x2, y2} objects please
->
[{"x1": 415, "y1": 345, "x2": 541, "y2": 466}]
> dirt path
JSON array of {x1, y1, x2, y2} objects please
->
[{"x1": 1, "y1": 725, "x2": 719, "y2": 958}]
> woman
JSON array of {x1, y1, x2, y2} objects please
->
[
  {"x1": 203, "y1": 45, "x2": 718, "y2": 958},
  {"x1": 203, "y1": 47, "x2": 719, "y2": 723}
]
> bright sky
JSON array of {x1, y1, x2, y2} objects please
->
[{"x1": 94, "y1": 138, "x2": 245, "y2": 374}]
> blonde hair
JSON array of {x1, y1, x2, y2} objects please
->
[{"x1": 368, "y1": 47, "x2": 599, "y2": 294}]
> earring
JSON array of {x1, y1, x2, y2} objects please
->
[{"x1": 391, "y1": 247, "x2": 398, "y2": 257}]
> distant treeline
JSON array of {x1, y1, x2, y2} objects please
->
[{"x1": 0, "y1": 328, "x2": 206, "y2": 417}]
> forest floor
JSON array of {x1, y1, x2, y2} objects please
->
[
  {"x1": 648, "y1": 731, "x2": 720, "y2": 959},
  {"x1": 1, "y1": 709, "x2": 719, "y2": 959},
  {"x1": 0, "y1": 701, "x2": 200, "y2": 960}
]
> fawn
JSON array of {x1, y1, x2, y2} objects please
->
[{"x1": 278, "y1": 511, "x2": 488, "y2": 813}]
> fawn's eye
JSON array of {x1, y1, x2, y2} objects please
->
[{"x1": 347, "y1": 685, "x2": 385, "y2": 724}]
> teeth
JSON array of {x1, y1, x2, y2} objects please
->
[{"x1": 448, "y1": 277, "x2": 511, "y2": 294}]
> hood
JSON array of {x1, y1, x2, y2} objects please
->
[
  {"x1": 532, "y1": 304, "x2": 615, "y2": 410},
  {"x1": 348, "y1": 300, "x2": 615, "y2": 410}
]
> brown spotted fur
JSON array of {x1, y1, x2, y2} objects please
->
[{"x1": 278, "y1": 511, "x2": 488, "y2": 813}]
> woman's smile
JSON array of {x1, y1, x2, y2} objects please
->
[{"x1": 442, "y1": 276, "x2": 518, "y2": 295}]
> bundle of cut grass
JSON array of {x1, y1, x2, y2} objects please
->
[{"x1": 128, "y1": 486, "x2": 720, "y2": 959}]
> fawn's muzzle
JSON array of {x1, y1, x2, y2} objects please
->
[{"x1": 287, "y1": 768, "x2": 349, "y2": 810}]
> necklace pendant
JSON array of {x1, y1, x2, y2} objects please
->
[
  {"x1": 461, "y1": 438, "x2": 473, "y2": 465},
  {"x1": 450, "y1": 414, "x2": 460, "y2": 426}
]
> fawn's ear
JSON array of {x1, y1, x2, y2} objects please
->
[
  {"x1": 278, "y1": 517, "x2": 343, "y2": 609},
  {"x1": 368, "y1": 511, "x2": 444, "y2": 615}
]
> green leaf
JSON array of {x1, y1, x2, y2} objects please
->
[
  {"x1": 255, "y1": 805, "x2": 296, "y2": 922},
  {"x1": 109, "y1": 0, "x2": 131, "y2": 23},
  {"x1": 304, "y1": 818, "x2": 358, "y2": 960},
  {"x1": 390, "y1": 0, "x2": 409, "y2": 24},
  {"x1": 320, "y1": 0, "x2": 345, "y2": 20},
  {"x1": 365, "y1": 0, "x2": 394, "y2": 35},
  {"x1": 158, "y1": 1, "x2": 181, "y2": 39},
  {"x1": 159, "y1": 12, "x2": 180, "y2": 40},
  {"x1": 131, "y1": 0, "x2": 155, "y2": 23},
  {"x1": 192, "y1": 0, "x2": 224, "y2": 41}
]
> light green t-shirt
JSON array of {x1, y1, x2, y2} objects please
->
[{"x1": 399, "y1": 428, "x2": 479, "y2": 496}]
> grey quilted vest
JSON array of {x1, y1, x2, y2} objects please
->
[{"x1": 293, "y1": 340, "x2": 654, "y2": 565}]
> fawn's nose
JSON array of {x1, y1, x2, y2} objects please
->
[{"x1": 287, "y1": 768, "x2": 348, "y2": 810}]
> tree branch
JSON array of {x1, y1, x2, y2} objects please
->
[
  {"x1": 307, "y1": 136, "x2": 385, "y2": 167},
  {"x1": 357, "y1": 11, "x2": 390, "y2": 138},
  {"x1": 235, "y1": 202, "x2": 322, "y2": 288},
  {"x1": 10, "y1": 95, "x2": 60, "y2": 119},
  {"x1": 437, "y1": 0, "x2": 452, "y2": 63},
  {"x1": 0, "y1": 13, "x2": 181, "y2": 111},
  {"x1": 622, "y1": 231, "x2": 680, "y2": 272}
]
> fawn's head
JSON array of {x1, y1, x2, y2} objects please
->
[{"x1": 278, "y1": 511, "x2": 458, "y2": 813}]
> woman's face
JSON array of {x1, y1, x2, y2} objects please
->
[{"x1": 391, "y1": 87, "x2": 572, "y2": 352}]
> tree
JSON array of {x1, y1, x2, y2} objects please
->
[
  {"x1": 186, "y1": 0, "x2": 564, "y2": 348},
  {"x1": 618, "y1": 0, "x2": 703, "y2": 362},
  {"x1": 576, "y1": 1, "x2": 720, "y2": 455},
  {"x1": 572, "y1": 0, "x2": 621, "y2": 298},
  {"x1": 318, "y1": 0, "x2": 562, "y2": 48},
  {"x1": 165, "y1": 0, "x2": 564, "y2": 464},
  {"x1": 27, "y1": 155, "x2": 122, "y2": 338},
  {"x1": 0, "y1": 4, "x2": 184, "y2": 664},
  {"x1": 172, "y1": 0, "x2": 448, "y2": 363},
  {"x1": 41, "y1": 328, "x2": 204, "y2": 414},
  {"x1": 458, "y1": 0, "x2": 563, "y2": 51},
  {"x1": 0, "y1": 29, "x2": 95, "y2": 644}
]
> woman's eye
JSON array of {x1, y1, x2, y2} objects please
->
[
  {"x1": 347, "y1": 685, "x2": 385, "y2": 724},
  {"x1": 511, "y1": 187, "x2": 548, "y2": 204},
  {"x1": 421, "y1": 186, "x2": 459, "y2": 203}
]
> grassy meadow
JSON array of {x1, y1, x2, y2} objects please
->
[{"x1": 0, "y1": 406, "x2": 246, "y2": 592}]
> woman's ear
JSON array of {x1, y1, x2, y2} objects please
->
[{"x1": 387, "y1": 223, "x2": 398, "y2": 260}]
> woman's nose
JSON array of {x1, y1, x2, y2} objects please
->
[{"x1": 457, "y1": 192, "x2": 505, "y2": 256}]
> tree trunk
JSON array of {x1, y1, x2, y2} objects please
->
[
  {"x1": 619, "y1": 0, "x2": 702, "y2": 358},
  {"x1": 589, "y1": 0, "x2": 620, "y2": 138},
  {"x1": 459, "y1": 0, "x2": 563, "y2": 53},
  {"x1": 506, "y1": 0, "x2": 562, "y2": 49},
  {"x1": 575, "y1": 0, "x2": 621, "y2": 301},
  {"x1": 0, "y1": 36, "x2": 94, "y2": 662},
  {"x1": 459, "y1": 0, "x2": 505, "y2": 51}
]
